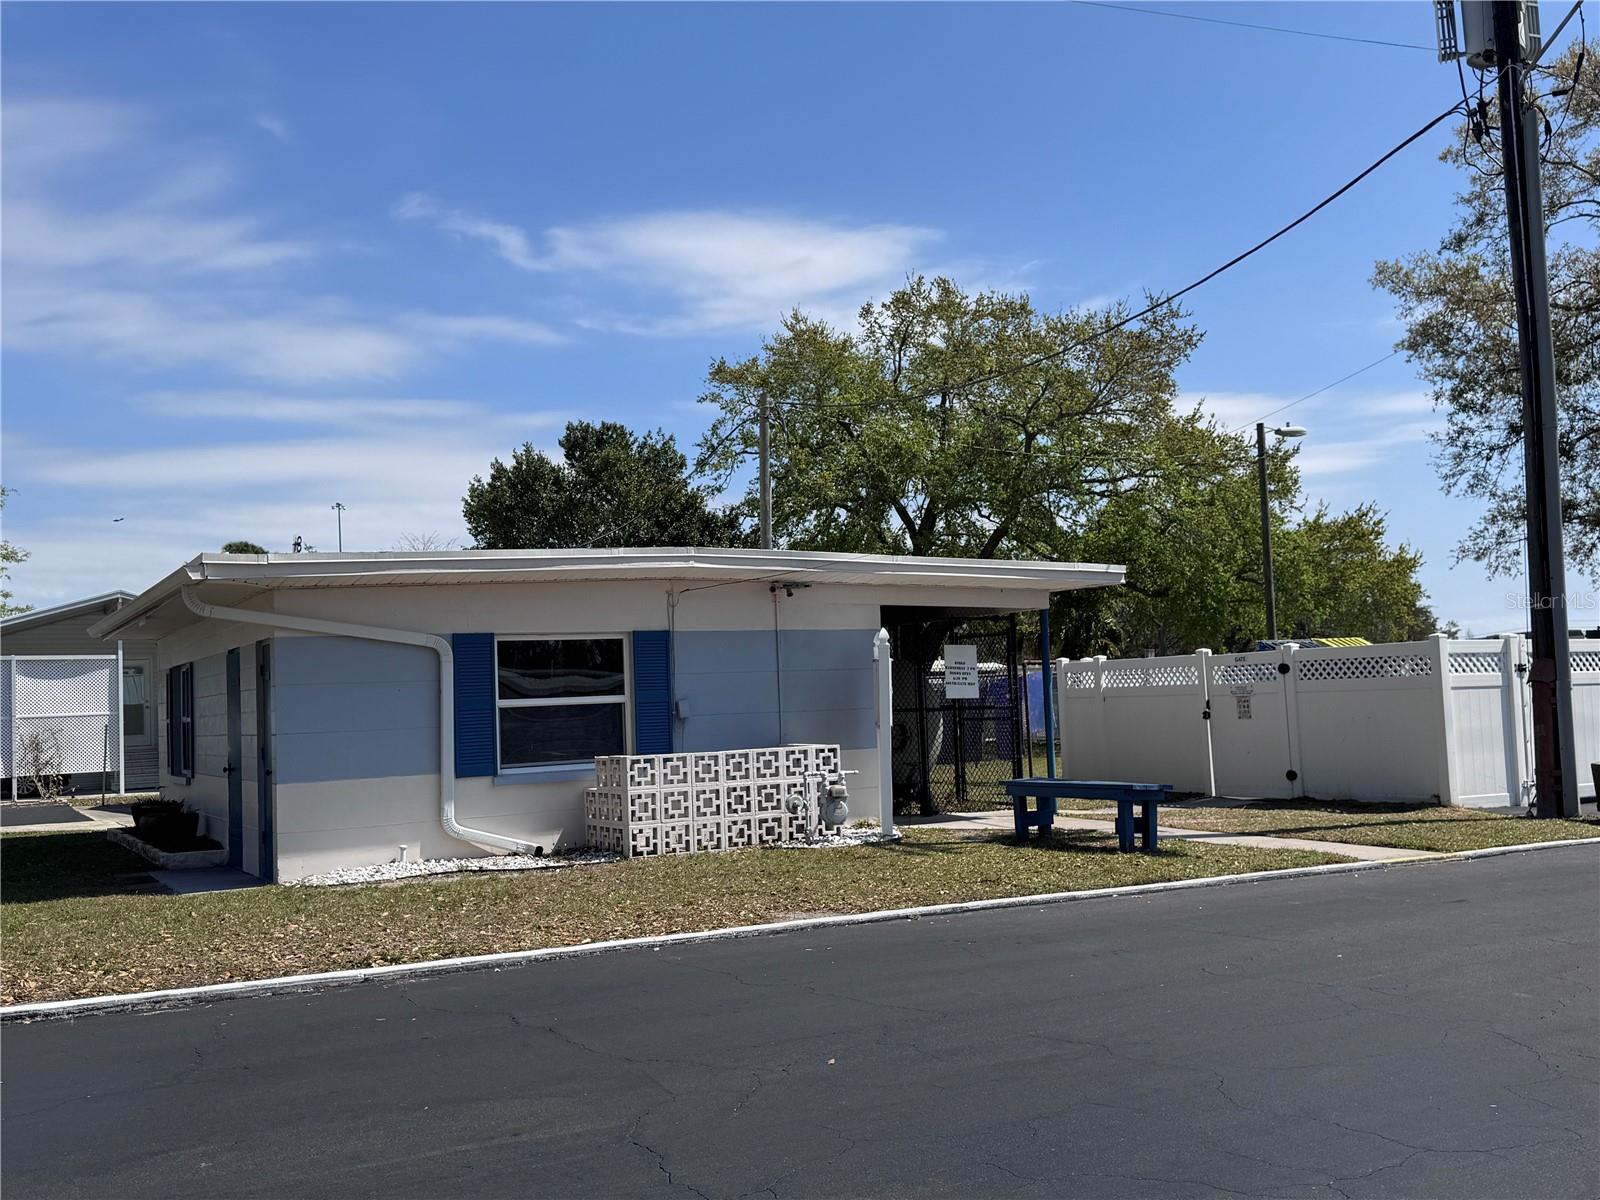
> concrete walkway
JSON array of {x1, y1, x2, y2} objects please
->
[
  {"x1": 905, "y1": 809, "x2": 1439, "y2": 861},
  {"x1": 0, "y1": 804, "x2": 133, "y2": 834}
]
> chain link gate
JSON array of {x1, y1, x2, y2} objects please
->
[{"x1": 888, "y1": 614, "x2": 1024, "y2": 814}]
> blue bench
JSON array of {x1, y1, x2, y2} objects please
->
[{"x1": 1001, "y1": 779, "x2": 1173, "y2": 852}]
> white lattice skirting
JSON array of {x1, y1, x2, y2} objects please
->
[{"x1": 586, "y1": 744, "x2": 843, "y2": 857}]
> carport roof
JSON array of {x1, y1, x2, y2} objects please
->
[{"x1": 89, "y1": 548, "x2": 1125, "y2": 639}]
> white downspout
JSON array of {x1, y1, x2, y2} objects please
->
[{"x1": 180, "y1": 586, "x2": 541, "y2": 856}]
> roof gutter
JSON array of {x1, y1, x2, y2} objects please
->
[{"x1": 178, "y1": 586, "x2": 541, "y2": 858}]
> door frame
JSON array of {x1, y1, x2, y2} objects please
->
[
  {"x1": 120, "y1": 656, "x2": 157, "y2": 750},
  {"x1": 225, "y1": 649, "x2": 243, "y2": 870},
  {"x1": 255, "y1": 640, "x2": 276, "y2": 881}
]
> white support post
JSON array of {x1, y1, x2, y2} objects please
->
[
  {"x1": 1431, "y1": 633, "x2": 1460, "y2": 807},
  {"x1": 115, "y1": 640, "x2": 126, "y2": 796},
  {"x1": 1281, "y1": 643, "x2": 1306, "y2": 798},
  {"x1": 873, "y1": 628, "x2": 895, "y2": 837},
  {"x1": 1195, "y1": 648, "x2": 1217, "y2": 797},
  {"x1": 1500, "y1": 634, "x2": 1529, "y2": 807},
  {"x1": 8, "y1": 657, "x2": 16, "y2": 804}
]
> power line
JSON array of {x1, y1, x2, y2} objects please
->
[
  {"x1": 1072, "y1": 1, "x2": 1434, "y2": 52},
  {"x1": 1228, "y1": 349, "x2": 1406, "y2": 434},
  {"x1": 771, "y1": 99, "x2": 1467, "y2": 418}
]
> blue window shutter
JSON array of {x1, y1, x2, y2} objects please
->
[
  {"x1": 452, "y1": 633, "x2": 497, "y2": 777},
  {"x1": 632, "y1": 630, "x2": 672, "y2": 755}
]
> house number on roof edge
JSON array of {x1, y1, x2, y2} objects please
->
[{"x1": 943, "y1": 644, "x2": 980, "y2": 699}]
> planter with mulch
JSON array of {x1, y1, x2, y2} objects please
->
[{"x1": 108, "y1": 826, "x2": 227, "y2": 870}]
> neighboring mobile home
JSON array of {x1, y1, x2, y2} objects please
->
[
  {"x1": 89, "y1": 549, "x2": 1123, "y2": 881},
  {"x1": 2, "y1": 591, "x2": 161, "y2": 793}
]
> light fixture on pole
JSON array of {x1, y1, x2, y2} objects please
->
[
  {"x1": 331, "y1": 502, "x2": 346, "y2": 553},
  {"x1": 1256, "y1": 422, "x2": 1306, "y2": 642}
]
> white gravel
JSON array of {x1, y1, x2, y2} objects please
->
[
  {"x1": 288, "y1": 828, "x2": 901, "y2": 887},
  {"x1": 288, "y1": 850, "x2": 619, "y2": 887},
  {"x1": 774, "y1": 828, "x2": 901, "y2": 850}
]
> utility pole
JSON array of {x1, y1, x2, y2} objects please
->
[
  {"x1": 758, "y1": 394, "x2": 773, "y2": 550},
  {"x1": 1488, "y1": 0, "x2": 1580, "y2": 818},
  {"x1": 1255, "y1": 422, "x2": 1306, "y2": 644},
  {"x1": 331, "y1": 502, "x2": 346, "y2": 553},
  {"x1": 1256, "y1": 423, "x2": 1278, "y2": 643}
]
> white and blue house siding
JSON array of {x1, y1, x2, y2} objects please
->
[{"x1": 153, "y1": 578, "x2": 1043, "y2": 882}]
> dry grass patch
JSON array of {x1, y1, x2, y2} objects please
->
[{"x1": 1, "y1": 827, "x2": 1347, "y2": 1005}]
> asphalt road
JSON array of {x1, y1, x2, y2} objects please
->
[{"x1": 4, "y1": 848, "x2": 1597, "y2": 1200}]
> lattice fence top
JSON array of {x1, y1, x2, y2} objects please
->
[
  {"x1": 11, "y1": 658, "x2": 116, "y2": 716},
  {"x1": 1448, "y1": 651, "x2": 1504, "y2": 675},
  {"x1": 1571, "y1": 650, "x2": 1600, "y2": 675},
  {"x1": 1211, "y1": 661, "x2": 1279, "y2": 686},
  {"x1": 1297, "y1": 652, "x2": 1432, "y2": 682},
  {"x1": 1103, "y1": 663, "x2": 1199, "y2": 689},
  {"x1": 1059, "y1": 668, "x2": 1098, "y2": 690}
]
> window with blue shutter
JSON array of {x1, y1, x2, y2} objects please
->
[
  {"x1": 452, "y1": 633, "x2": 497, "y2": 777},
  {"x1": 631, "y1": 629, "x2": 672, "y2": 755}
]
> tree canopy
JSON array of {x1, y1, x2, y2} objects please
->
[
  {"x1": 221, "y1": 540, "x2": 268, "y2": 554},
  {"x1": 699, "y1": 276, "x2": 1438, "y2": 652},
  {"x1": 698, "y1": 276, "x2": 1202, "y2": 558},
  {"x1": 464, "y1": 420, "x2": 745, "y2": 550},
  {"x1": 0, "y1": 488, "x2": 28, "y2": 617},
  {"x1": 1374, "y1": 39, "x2": 1598, "y2": 581}
]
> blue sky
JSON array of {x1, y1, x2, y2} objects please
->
[{"x1": 1, "y1": 2, "x2": 1576, "y2": 632}]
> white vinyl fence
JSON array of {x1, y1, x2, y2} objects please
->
[
  {"x1": 1, "y1": 655, "x2": 122, "y2": 798},
  {"x1": 1057, "y1": 636, "x2": 1600, "y2": 807}
]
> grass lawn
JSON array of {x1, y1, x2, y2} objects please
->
[
  {"x1": 1, "y1": 827, "x2": 1347, "y2": 1005},
  {"x1": 1054, "y1": 797, "x2": 1600, "y2": 852}
]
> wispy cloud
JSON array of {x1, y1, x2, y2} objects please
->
[
  {"x1": 2, "y1": 97, "x2": 563, "y2": 383},
  {"x1": 5, "y1": 403, "x2": 565, "y2": 601},
  {"x1": 139, "y1": 390, "x2": 567, "y2": 431},
  {"x1": 253, "y1": 113, "x2": 293, "y2": 144},
  {"x1": 394, "y1": 193, "x2": 940, "y2": 333}
]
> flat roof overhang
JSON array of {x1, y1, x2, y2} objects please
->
[{"x1": 89, "y1": 548, "x2": 1126, "y2": 640}]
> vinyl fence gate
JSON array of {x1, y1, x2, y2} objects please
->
[
  {"x1": 1, "y1": 654, "x2": 123, "y2": 798},
  {"x1": 1056, "y1": 635, "x2": 1600, "y2": 806},
  {"x1": 888, "y1": 614, "x2": 1024, "y2": 814}
]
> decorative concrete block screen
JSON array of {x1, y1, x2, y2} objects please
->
[
  {"x1": 586, "y1": 744, "x2": 843, "y2": 857},
  {"x1": 1056, "y1": 637, "x2": 1600, "y2": 807}
]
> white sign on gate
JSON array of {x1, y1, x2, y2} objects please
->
[{"x1": 943, "y1": 645, "x2": 980, "y2": 699}]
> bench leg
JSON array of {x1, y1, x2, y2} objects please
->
[
  {"x1": 1142, "y1": 800, "x2": 1158, "y2": 852},
  {"x1": 1012, "y1": 797, "x2": 1028, "y2": 843},
  {"x1": 1116, "y1": 800, "x2": 1135, "y2": 852}
]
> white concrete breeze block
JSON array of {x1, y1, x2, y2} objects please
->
[{"x1": 587, "y1": 744, "x2": 844, "y2": 857}]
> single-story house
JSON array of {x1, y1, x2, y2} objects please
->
[
  {"x1": 2, "y1": 591, "x2": 161, "y2": 793},
  {"x1": 88, "y1": 549, "x2": 1123, "y2": 882}
]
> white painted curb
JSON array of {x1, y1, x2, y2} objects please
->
[{"x1": 3, "y1": 837, "x2": 1594, "y2": 1024}]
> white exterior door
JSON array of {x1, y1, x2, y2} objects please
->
[{"x1": 121, "y1": 661, "x2": 155, "y2": 749}]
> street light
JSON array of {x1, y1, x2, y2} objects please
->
[{"x1": 1257, "y1": 422, "x2": 1306, "y2": 642}]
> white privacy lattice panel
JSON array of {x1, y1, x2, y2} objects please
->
[
  {"x1": 1297, "y1": 653, "x2": 1431, "y2": 682},
  {"x1": 1449, "y1": 651, "x2": 1503, "y2": 676},
  {"x1": 3, "y1": 657, "x2": 118, "y2": 778},
  {"x1": 1211, "y1": 662, "x2": 1279, "y2": 686},
  {"x1": 1103, "y1": 663, "x2": 1199, "y2": 689},
  {"x1": 587, "y1": 744, "x2": 843, "y2": 857}
]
